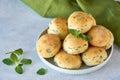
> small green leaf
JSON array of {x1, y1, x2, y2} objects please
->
[
  {"x1": 79, "y1": 34, "x2": 91, "y2": 41},
  {"x1": 13, "y1": 48, "x2": 23, "y2": 55},
  {"x1": 15, "y1": 64, "x2": 23, "y2": 74},
  {"x1": 68, "y1": 29, "x2": 91, "y2": 41},
  {"x1": 84, "y1": 35, "x2": 91, "y2": 41},
  {"x1": 10, "y1": 53, "x2": 18, "y2": 62},
  {"x1": 20, "y1": 59, "x2": 32, "y2": 64},
  {"x1": 2, "y1": 58, "x2": 14, "y2": 65},
  {"x1": 69, "y1": 29, "x2": 81, "y2": 37},
  {"x1": 37, "y1": 68, "x2": 47, "y2": 75}
]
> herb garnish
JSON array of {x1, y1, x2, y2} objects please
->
[
  {"x1": 37, "y1": 68, "x2": 47, "y2": 75},
  {"x1": 68, "y1": 29, "x2": 91, "y2": 41},
  {"x1": 2, "y1": 58, "x2": 14, "y2": 65},
  {"x1": 2, "y1": 48, "x2": 32, "y2": 74},
  {"x1": 2, "y1": 48, "x2": 47, "y2": 75}
]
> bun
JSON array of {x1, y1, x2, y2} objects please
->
[
  {"x1": 63, "y1": 34, "x2": 88, "y2": 54},
  {"x1": 54, "y1": 50, "x2": 82, "y2": 69},
  {"x1": 82, "y1": 46, "x2": 107, "y2": 66},
  {"x1": 36, "y1": 34, "x2": 61, "y2": 58},
  {"x1": 68, "y1": 11, "x2": 96, "y2": 33},
  {"x1": 48, "y1": 17, "x2": 68, "y2": 40},
  {"x1": 87, "y1": 25, "x2": 110, "y2": 47}
]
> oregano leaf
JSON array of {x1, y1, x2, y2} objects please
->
[
  {"x1": 20, "y1": 59, "x2": 32, "y2": 64},
  {"x1": 10, "y1": 53, "x2": 18, "y2": 62},
  {"x1": 68, "y1": 29, "x2": 91, "y2": 41},
  {"x1": 37, "y1": 68, "x2": 47, "y2": 75},
  {"x1": 69, "y1": 29, "x2": 80, "y2": 37},
  {"x1": 13, "y1": 48, "x2": 23, "y2": 55},
  {"x1": 2, "y1": 58, "x2": 14, "y2": 65},
  {"x1": 79, "y1": 34, "x2": 91, "y2": 41},
  {"x1": 15, "y1": 64, "x2": 23, "y2": 74}
]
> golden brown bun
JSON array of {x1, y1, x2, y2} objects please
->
[
  {"x1": 87, "y1": 25, "x2": 110, "y2": 47},
  {"x1": 104, "y1": 29, "x2": 114, "y2": 49},
  {"x1": 82, "y1": 46, "x2": 107, "y2": 66},
  {"x1": 68, "y1": 11, "x2": 96, "y2": 33},
  {"x1": 48, "y1": 17, "x2": 68, "y2": 40},
  {"x1": 54, "y1": 50, "x2": 82, "y2": 69},
  {"x1": 36, "y1": 34, "x2": 61, "y2": 58},
  {"x1": 63, "y1": 34, "x2": 88, "y2": 54}
]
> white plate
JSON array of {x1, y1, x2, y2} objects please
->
[{"x1": 36, "y1": 28, "x2": 113, "y2": 75}]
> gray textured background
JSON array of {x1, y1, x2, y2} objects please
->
[{"x1": 0, "y1": 0, "x2": 120, "y2": 80}]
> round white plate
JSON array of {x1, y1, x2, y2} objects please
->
[{"x1": 36, "y1": 28, "x2": 113, "y2": 75}]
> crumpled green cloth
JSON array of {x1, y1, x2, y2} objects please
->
[
  {"x1": 22, "y1": 0, "x2": 120, "y2": 46},
  {"x1": 22, "y1": 0, "x2": 81, "y2": 18}
]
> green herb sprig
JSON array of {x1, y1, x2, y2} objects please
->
[
  {"x1": 2, "y1": 48, "x2": 32, "y2": 74},
  {"x1": 37, "y1": 68, "x2": 47, "y2": 75},
  {"x1": 68, "y1": 29, "x2": 91, "y2": 41}
]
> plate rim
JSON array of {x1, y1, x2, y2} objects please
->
[{"x1": 37, "y1": 46, "x2": 113, "y2": 74}]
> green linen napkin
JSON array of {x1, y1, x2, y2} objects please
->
[
  {"x1": 76, "y1": 0, "x2": 120, "y2": 46},
  {"x1": 22, "y1": 0, "x2": 81, "y2": 18},
  {"x1": 22, "y1": 0, "x2": 120, "y2": 46}
]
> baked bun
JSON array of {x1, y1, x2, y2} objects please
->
[
  {"x1": 48, "y1": 17, "x2": 68, "y2": 40},
  {"x1": 54, "y1": 50, "x2": 82, "y2": 69},
  {"x1": 82, "y1": 47, "x2": 107, "y2": 66},
  {"x1": 87, "y1": 25, "x2": 110, "y2": 47},
  {"x1": 68, "y1": 11, "x2": 96, "y2": 33},
  {"x1": 104, "y1": 29, "x2": 114, "y2": 49},
  {"x1": 63, "y1": 34, "x2": 88, "y2": 54},
  {"x1": 36, "y1": 34, "x2": 61, "y2": 58}
]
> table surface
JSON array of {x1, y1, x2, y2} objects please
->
[{"x1": 0, "y1": 0, "x2": 120, "y2": 80}]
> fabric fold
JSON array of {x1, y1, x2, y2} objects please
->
[
  {"x1": 21, "y1": 0, "x2": 120, "y2": 46},
  {"x1": 22, "y1": 0, "x2": 81, "y2": 18}
]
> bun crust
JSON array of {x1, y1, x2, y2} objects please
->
[
  {"x1": 63, "y1": 34, "x2": 88, "y2": 54},
  {"x1": 82, "y1": 47, "x2": 107, "y2": 66},
  {"x1": 48, "y1": 17, "x2": 68, "y2": 40},
  {"x1": 68, "y1": 11, "x2": 96, "y2": 33},
  {"x1": 36, "y1": 34, "x2": 61, "y2": 58},
  {"x1": 104, "y1": 29, "x2": 114, "y2": 49},
  {"x1": 87, "y1": 25, "x2": 110, "y2": 47},
  {"x1": 54, "y1": 50, "x2": 82, "y2": 69}
]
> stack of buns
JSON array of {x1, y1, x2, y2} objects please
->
[{"x1": 36, "y1": 11, "x2": 114, "y2": 69}]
